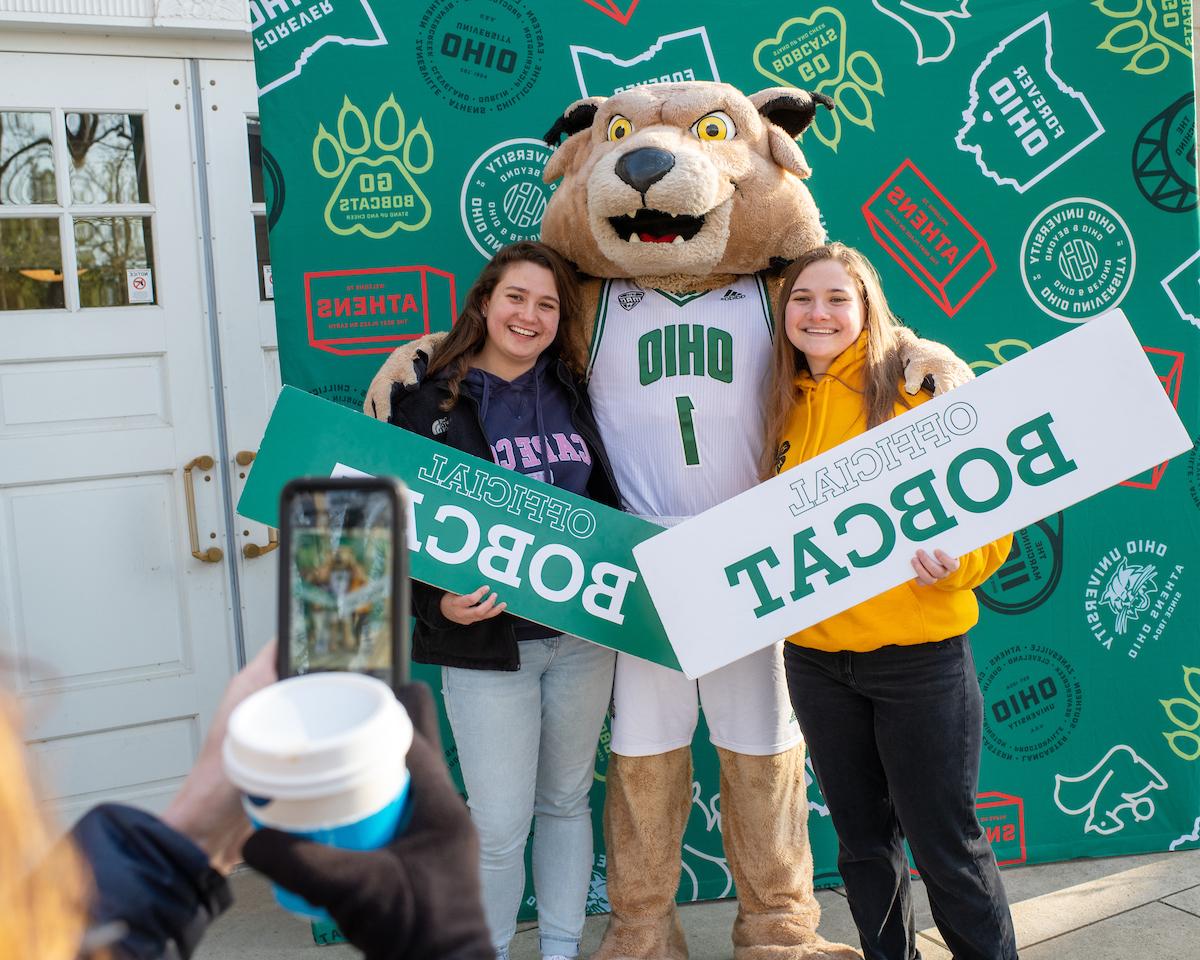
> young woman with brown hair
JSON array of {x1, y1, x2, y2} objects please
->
[
  {"x1": 385, "y1": 240, "x2": 621, "y2": 960},
  {"x1": 764, "y1": 243, "x2": 1018, "y2": 960}
]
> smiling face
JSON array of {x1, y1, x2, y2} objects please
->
[
  {"x1": 474, "y1": 260, "x2": 561, "y2": 380},
  {"x1": 784, "y1": 258, "x2": 866, "y2": 376}
]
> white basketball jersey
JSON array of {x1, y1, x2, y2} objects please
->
[{"x1": 587, "y1": 276, "x2": 774, "y2": 520}]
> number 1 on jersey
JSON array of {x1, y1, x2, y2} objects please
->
[{"x1": 675, "y1": 395, "x2": 700, "y2": 466}]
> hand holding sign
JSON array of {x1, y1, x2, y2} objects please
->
[
  {"x1": 911, "y1": 548, "x2": 960, "y2": 585},
  {"x1": 440, "y1": 585, "x2": 507, "y2": 624}
]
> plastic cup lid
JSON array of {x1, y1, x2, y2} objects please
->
[{"x1": 223, "y1": 673, "x2": 413, "y2": 800}]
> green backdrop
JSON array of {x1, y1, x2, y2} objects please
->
[{"x1": 249, "y1": 0, "x2": 1200, "y2": 913}]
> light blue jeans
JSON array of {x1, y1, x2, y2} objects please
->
[{"x1": 442, "y1": 635, "x2": 615, "y2": 960}]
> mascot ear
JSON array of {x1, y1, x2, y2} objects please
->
[
  {"x1": 749, "y1": 88, "x2": 834, "y2": 137},
  {"x1": 749, "y1": 88, "x2": 834, "y2": 180},
  {"x1": 543, "y1": 96, "x2": 605, "y2": 183},
  {"x1": 543, "y1": 97, "x2": 604, "y2": 146}
]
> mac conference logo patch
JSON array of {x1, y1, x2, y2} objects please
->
[{"x1": 617, "y1": 291, "x2": 644, "y2": 311}]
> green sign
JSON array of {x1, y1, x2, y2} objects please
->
[{"x1": 240, "y1": 387, "x2": 679, "y2": 670}]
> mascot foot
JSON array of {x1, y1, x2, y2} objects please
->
[
  {"x1": 592, "y1": 912, "x2": 689, "y2": 960},
  {"x1": 732, "y1": 914, "x2": 861, "y2": 960}
]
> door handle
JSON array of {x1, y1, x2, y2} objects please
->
[
  {"x1": 235, "y1": 450, "x2": 279, "y2": 559},
  {"x1": 183, "y1": 455, "x2": 223, "y2": 563}
]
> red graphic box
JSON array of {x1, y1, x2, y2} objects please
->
[
  {"x1": 863, "y1": 159, "x2": 995, "y2": 317},
  {"x1": 305, "y1": 265, "x2": 457, "y2": 356}
]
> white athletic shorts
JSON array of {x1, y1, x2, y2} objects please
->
[{"x1": 610, "y1": 643, "x2": 802, "y2": 757}]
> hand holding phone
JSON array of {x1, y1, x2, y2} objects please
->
[{"x1": 278, "y1": 478, "x2": 410, "y2": 690}]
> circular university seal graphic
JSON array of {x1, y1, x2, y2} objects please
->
[
  {"x1": 978, "y1": 513, "x2": 1065, "y2": 615},
  {"x1": 415, "y1": 0, "x2": 543, "y2": 114},
  {"x1": 1133, "y1": 92, "x2": 1197, "y2": 213},
  {"x1": 460, "y1": 138, "x2": 556, "y2": 259},
  {"x1": 979, "y1": 643, "x2": 1082, "y2": 763},
  {"x1": 1020, "y1": 197, "x2": 1135, "y2": 323},
  {"x1": 1083, "y1": 539, "x2": 1184, "y2": 661}
]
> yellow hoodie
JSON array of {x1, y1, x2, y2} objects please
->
[{"x1": 777, "y1": 331, "x2": 1012, "y2": 654}]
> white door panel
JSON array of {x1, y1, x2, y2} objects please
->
[
  {"x1": 0, "y1": 52, "x2": 235, "y2": 817},
  {"x1": 198, "y1": 59, "x2": 282, "y2": 662}
]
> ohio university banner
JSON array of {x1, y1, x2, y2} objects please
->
[{"x1": 249, "y1": 0, "x2": 1200, "y2": 912}]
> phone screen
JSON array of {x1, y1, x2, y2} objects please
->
[{"x1": 284, "y1": 486, "x2": 395, "y2": 683}]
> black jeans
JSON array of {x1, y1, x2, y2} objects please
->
[{"x1": 784, "y1": 636, "x2": 1017, "y2": 960}]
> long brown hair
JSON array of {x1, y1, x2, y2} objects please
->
[
  {"x1": 426, "y1": 241, "x2": 582, "y2": 410},
  {"x1": 760, "y1": 243, "x2": 907, "y2": 480}
]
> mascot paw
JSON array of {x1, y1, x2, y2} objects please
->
[
  {"x1": 795, "y1": 937, "x2": 864, "y2": 960},
  {"x1": 900, "y1": 337, "x2": 973, "y2": 397},
  {"x1": 733, "y1": 914, "x2": 862, "y2": 960},
  {"x1": 593, "y1": 912, "x2": 689, "y2": 960},
  {"x1": 363, "y1": 331, "x2": 447, "y2": 420},
  {"x1": 733, "y1": 934, "x2": 862, "y2": 960}
]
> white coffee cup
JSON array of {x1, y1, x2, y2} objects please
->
[{"x1": 223, "y1": 672, "x2": 413, "y2": 918}]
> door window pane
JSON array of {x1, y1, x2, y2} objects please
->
[
  {"x1": 0, "y1": 217, "x2": 64, "y2": 309},
  {"x1": 248, "y1": 119, "x2": 264, "y2": 204},
  {"x1": 254, "y1": 213, "x2": 272, "y2": 300},
  {"x1": 65, "y1": 114, "x2": 149, "y2": 205},
  {"x1": 0, "y1": 112, "x2": 56, "y2": 205},
  {"x1": 75, "y1": 216, "x2": 156, "y2": 307},
  {"x1": 248, "y1": 118, "x2": 283, "y2": 226}
]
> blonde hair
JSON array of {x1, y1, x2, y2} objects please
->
[
  {"x1": 760, "y1": 243, "x2": 909, "y2": 480},
  {"x1": 0, "y1": 692, "x2": 92, "y2": 960}
]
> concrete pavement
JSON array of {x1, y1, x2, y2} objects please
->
[{"x1": 195, "y1": 847, "x2": 1200, "y2": 959}]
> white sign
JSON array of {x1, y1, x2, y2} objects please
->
[
  {"x1": 126, "y1": 268, "x2": 153, "y2": 304},
  {"x1": 263, "y1": 264, "x2": 274, "y2": 299},
  {"x1": 634, "y1": 311, "x2": 1190, "y2": 678}
]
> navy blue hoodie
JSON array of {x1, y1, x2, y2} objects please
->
[
  {"x1": 460, "y1": 354, "x2": 593, "y2": 495},
  {"x1": 460, "y1": 355, "x2": 593, "y2": 641}
]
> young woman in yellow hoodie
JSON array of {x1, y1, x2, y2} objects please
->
[{"x1": 763, "y1": 243, "x2": 1017, "y2": 960}]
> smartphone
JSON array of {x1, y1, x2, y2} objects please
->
[{"x1": 277, "y1": 476, "x2": 410, "y2": 690}]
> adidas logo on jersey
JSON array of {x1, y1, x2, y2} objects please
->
[
  {"x1": 618, "y1": 291, "x2": 645, "y2": 311},
  {"x1": 721, "y1": 289, "x2": 746, "y2": 300}
]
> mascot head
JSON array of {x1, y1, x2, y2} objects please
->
[{"x1": 540, "y1": 81, "x2": 832, "y2": 279}]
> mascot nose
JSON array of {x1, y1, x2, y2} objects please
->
[{"x1": 615, "y1": 147, "x2": 675, "y2": 195}]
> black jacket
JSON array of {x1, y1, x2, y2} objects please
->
[
  {"x1": 73, "y1": 804, "x2": 230, "y2": 959},
  {"x1": 388, "y1": 357, "x2": 622, "y2": 671}
]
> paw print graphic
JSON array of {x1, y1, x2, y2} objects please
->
[
  {"x1": 813, "y1": 51, "x2": 885, "y2": 154},
  {"x1": 1162, "y1": 665, "x2": 1200, "y2": 761},
  {"x1": 313, "y1": 94, "x2": 434, "y2": 239},
  {"x1": 1093, "y1": 0, "x2": 1193, "y2": 76},
  {"x1": 752, "y1": 10, "x2": 886, "y2": 153}
]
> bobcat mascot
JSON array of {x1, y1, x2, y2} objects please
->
[{"x1": 366, "y1": 82, "x2": 968, "y2": 960}]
